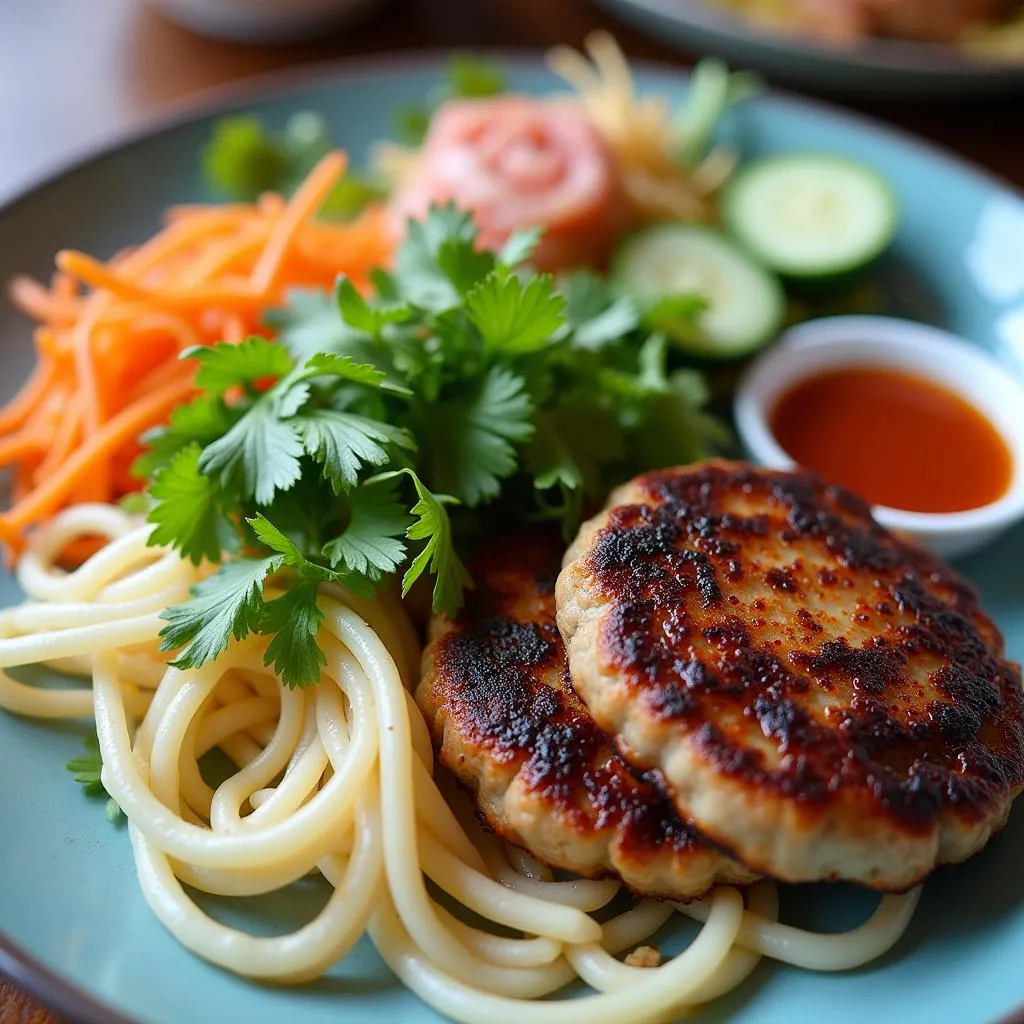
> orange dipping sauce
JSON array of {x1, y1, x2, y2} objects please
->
[{"x1": 770, "y1": 366, "x2": 1013, "y2": 514}]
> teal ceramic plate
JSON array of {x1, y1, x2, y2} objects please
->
[
  {"x1": 2, "y1": 55, "x2": 1024, "y2": 1024},
  {"x1": 597, "y1": 0, "x2": 1024, "y2": 96}
]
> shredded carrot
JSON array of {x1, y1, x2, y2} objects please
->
[
  {"x1": 0, "y1": 358, "x2": 57, "y2": 434},
  {"x1": 250, "y1": 152, "x2": 347, "y2": 293},
  {"x1": 56, "y1": 251, "x2": 155, "y2": 301},
  {"x1": 0, "y1": 375, "x2": 195, "y2": 544},
  {"x1": 0, "y1": 151, "x2": 393, "y2": 556}
]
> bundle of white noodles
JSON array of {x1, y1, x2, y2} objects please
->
[{"x1": 0, "y1": 504, "x2": 920, "y2": 1024}]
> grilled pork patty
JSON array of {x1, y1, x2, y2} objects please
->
[
  {"x1": 418, "y1": 526, "x2": 756, "y2": 899},
  {"x1": 557, "y1": 461, "x2": 1024, "y2": 890}
]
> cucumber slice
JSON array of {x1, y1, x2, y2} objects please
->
[
  {"x1": 613, "y1": 225, "x2": 785, "y2": 359},
  {"x1": 722, "y1": 153, "x2": 897, "y2": 281}
]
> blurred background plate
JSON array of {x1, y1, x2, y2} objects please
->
[
  {"x1": 597, "y1": 0, "x2": 1024, "y2": 96},
  {"x1": 1, "y1": 53, "x2": 1024, "y2": 1024}
]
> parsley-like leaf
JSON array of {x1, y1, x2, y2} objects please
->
[
  {"x1": 643, "y1": 294, "x2": 709, "y2": 340},
  {"x1": 301, "y1": 352, "x2": 395, "y2": 389},
  {"x1": 134, "y1": 397, "x2": 236, "y2": 480},
  {"x1": 159, "y1": 557, "x2": 280, "y2": 669},
  {"x1": 394, "y1": 55, "x2": 506, "y2": 145},
  {"x1": 202, "y1": 116, "x2": 294, "y2": 200},
  {"x1": 296, "y1": 410, "x2": 413, "y2": 494},
  {"x1": 395, "y1": 205, "x2": 480, "y2": 312},
  {"x1": 560, "y1": 271, "x2": 641, "y2": 351},
  {"x1": 527, "y1": 399, "x2": 624, "y2": 496},
  {"x1": 447, "y1": 54, "x2": 506, "y2": 99},
  {"x1": 498, "y1": 228, "x2": 542, "y2": 268},
  {"x1": 65, "y1": 734, "x2": 124, "y2": 825},
  {"x1": 260, "y1": 580, "x2": 326, "y2": 689},
  {"x1": 190, "y1": 337, "x2": 294, "y2": 396},
  {"x1": 320, "y1": 170, "x2": 387, "y2": 220},
  {"x1": 466, "y1": 271, "x2": 566, "y2": 355},
  {"x1": 377, "y1": 469, "x2": 471, "y2": 615},
  {"x1": 419, "y1": 366, "x2": 534, "y2": 506},
  {"x1": 323, "y1": 482, "x2": 410, "y2": 579},
  {"x1": 436, "y1": 238, "x2": 495, "y2": 295},
  {"x1": 336, "y1": 277, "x2": 412, "y2": 335},
  {"x1": 148, "y1": 445, "x2": 238, "y2": 564},
  {"x1": 264, "y1": 288, "x2": 364, "y2": 362},
  {"x1": 200, "y1": 404, "x2": 303, "y2": 506}
]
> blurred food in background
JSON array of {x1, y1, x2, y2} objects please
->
[{"x1": 715, "y1": 0, "x2": 1024, "y2": 58}]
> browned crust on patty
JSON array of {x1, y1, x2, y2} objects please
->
[
  {"x1": 556, "y1": 460, "x2": 1024, "y2": 889},
  {"x1": 417, "y1": 526, "x2": 756, "y2": 899}
]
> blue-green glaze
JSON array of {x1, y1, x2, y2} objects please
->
[{"x1": 0, "y1": 59, "x2": 1023, "y2": 1024}]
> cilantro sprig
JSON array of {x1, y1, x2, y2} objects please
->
[
  {"x1": 141, "y1": 205, "x2": 723, "y2": 688},
  {"x1": 202, "y1": 110, "x2": 386, "y2": 219},
  {"x1": 201, "y1": 54, "x2": 507, "y2": 215},
  {"x1": 66, "y1": 735, "x2": 124, "y2": 825}
]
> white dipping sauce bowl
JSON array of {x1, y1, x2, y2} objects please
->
[{"x1": 734, "y1": 316, "x2": 1024, "y2": 560}]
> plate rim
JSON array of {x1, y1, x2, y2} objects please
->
[
  {"x1": 1, "y1": 47, "x2": 1024, "y2": 1024},
  {"x1": 601, "y1": 0, "x2": 1024, "y2": 79}
]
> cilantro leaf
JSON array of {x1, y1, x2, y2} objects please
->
[
  {"x1": 466, "y1": 271, "x2": 566, "y2": 355},
  {"x1": 323, "y1": 482, "x2": 410, "y2": 580},
  {"x1": 301, "y1": 352, "x2": 395, "y2": 389},
  {"x1": 159, "y1": 557, "x2": 280, "y2": 669},
  {"x1": 264, "y1": 288, "x2": 363, "y2": 362},
  {"x1": 202, "y1": 116, "x2": 293, "y2": 200},
  {"x1": 189, "y1": 337, "x2": 294, "y2": 396},
  {"x1": 247, "y1": 513, "x2": 320, "y2": 573},
  {"x1": 436, "y1": 239, "x2": 495, "y2": 295},
  {"x1": 148, "y1": 445, "x2": 238, "y2": 564},
  {"x1": 200, "y1": 402, "x2": 304, "y2": 506},
  {"x1": 560, "y1": 271, "x2": 641, "y2": 351},
  {"x1": 625, "y1": 369, "x2": 729, "y2": 469},
  {"x1": 395, "y1": 104, "x2": 432, "y2": 146},
  {"x1": 395, "y1": 205, "x2": 480, "y2": 311},
  {"x1": 336, "y1": 277, "x2": 412, "y2": 335},
  {"x1": 320, "y1": 171, "x2": 387, "y2": 221},
  {"x1": 378, "y1": 469, "x2": 471, "y2": 615},
  {"x1": 643, "y1": 294, "x2": 709, "y2": 341},
  {"x1": 419, "y1": 366, "x2": 534, "y2": 506},
  {"x1": 394, "y1": 55, "x2": 506, "y2": 145},
  {"x1": 260, "y1": 580, "x2": 326, "y2": 689},
  {"x1": 498, "y1": 228, "x2": 542, "y2": 268},
  {"x1": 134, "y1": 397, "x2": 236, "y2": 480},
  {"x1": 296, "y1": 410, "x2": 413, "y2": 494},
  {"x1": 118, "y1": 492, "x2": 150, "y2": 515},
  {"x1": 527, "y1": 398, "x2": 624, "y2": 496},
  {"x1": 65, "y1": 734, "x2": 124, "y2": 825},
  {"x1": 447, "y1": 54, "x2": 506, "y2": 99}
]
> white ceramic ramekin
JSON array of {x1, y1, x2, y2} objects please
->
[{"x1": 734, "y1": 316, "x2": 1024, "y2": 559}]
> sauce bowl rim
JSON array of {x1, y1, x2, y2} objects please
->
[{"x1": 734, "y1": 315, "x2": 1024, "y2": 536}]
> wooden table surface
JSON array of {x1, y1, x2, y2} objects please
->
[{"x1": 1, "y1": 0, "x2": 1022, "y2": 1020}]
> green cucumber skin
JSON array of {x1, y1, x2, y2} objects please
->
[
  {"x1": 612, "y1": 224, "x2": 786, "y2": 362},
  {"x1": 721, "y1": 153, "x2": 898, "y2": 284}
]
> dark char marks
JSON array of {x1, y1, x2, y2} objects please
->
[{"x1": 582, "y1": 462, "x2": 1024, "y2": 834}]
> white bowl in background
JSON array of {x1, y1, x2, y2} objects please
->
[{"x1": 734, "y1": 316, "x2": 1024, "y2": 560}]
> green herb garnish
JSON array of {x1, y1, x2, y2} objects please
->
[
  {"x1": 202, "y1": 110, "x2": 386, "y2": 218},
  {"x1": 394, "y1": 54, "x2": 507, "y2": 144},
  {"x1": 66, "y1": 735, "x2": 124, "y2": 825},
  {"x1": 141, "y1": 206, "x2": 723, "y2": 688}
]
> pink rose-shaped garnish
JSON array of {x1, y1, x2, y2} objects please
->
[{"x1": 389, "y1": 97, "x2": 631, "y2": 272}]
